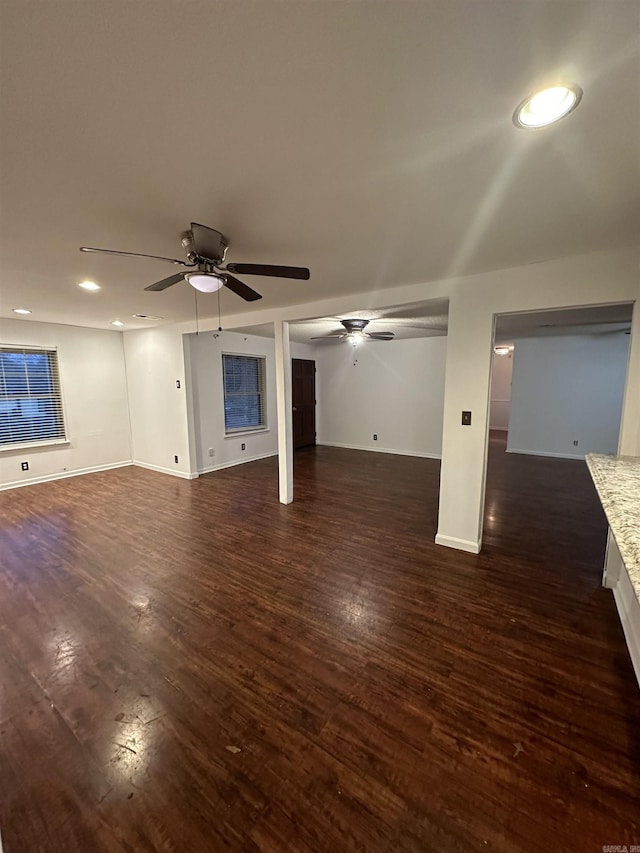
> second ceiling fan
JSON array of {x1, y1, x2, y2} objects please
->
[
  {"x1": 311, "y1": 318, "x2": 395, "y2": 345},
  {"x1": 80, "y1": 222, "x2": 310, "y2": 302}
]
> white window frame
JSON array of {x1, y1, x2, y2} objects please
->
[
  {"x1": 0, "y1": 344, "x2": 69, "y2": 452},
  {"x1": 222, "y1": 353, "x2": 267, "y2": 436}
]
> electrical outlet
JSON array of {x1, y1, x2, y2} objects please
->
[
  {"x1": 21, "y1": 461, "x2": 29, "y2": 471},
  {"x1": 176, "y1": 380, "x2": 181, "y2": 389},
  {"x1": 241, "y1": 443, "x2": 246, "y2": 451},
  {"x1": 208, "y1": 447, "x2": 215, "y2": 457},
  {"x1": 174, "y1": 455, "x2": 179, "y2": 464},
  {"x1": 573, "y1": 440, "x2": 579, "y2": 446},
  {"x1": 373, "y1": 434, "x2": 378, "y2": 441},
  {"x1": 462, "y1": 411, "x2": 472, "y2": 426}
]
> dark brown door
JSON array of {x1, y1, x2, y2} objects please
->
[{"x1": 292, "y1": 358, "x2": 316, "y2": 449}]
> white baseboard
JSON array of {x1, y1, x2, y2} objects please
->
[
  {"x1": 612, "y1": 566, "x2": 640, "y2": 689},
  {"x1": 434, "y1": 533, "x2": 481, "y2": 554},
  {"x1": 198, "y1": 450, "x2": 278, "y2": 475},
  {"x1": 318, "y1": 441, "x2": 441, "y2": 460},
  {"x1": 0, "y1": 460, "x2": 133, "y2": 491},
  {"x1": 505, "y1": 447, "x2": 583, "y2": 460},
  {"x1": 133, "y1": 461, "x2": 198, "y2": 480}
]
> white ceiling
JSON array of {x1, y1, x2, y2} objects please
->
[{"x1": 1, "y1": 1, "x2": 639, "y2": 332}]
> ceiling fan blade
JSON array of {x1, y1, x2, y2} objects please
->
[
  {"x1": 226, "y1": 263, "x2": 310, "y2": 280},
  {"x1": 367, "y1": 332, "x2": 395, "y2": 340},
  {"x1": 144, "y1": 273, "x2": 186, "y2": 291},
  {"x1": 222, "y1": 274, "x2": 262, "y2": 302},
  {"x1": 80, "y1": 246, "x2": 191, "y2": 266}
]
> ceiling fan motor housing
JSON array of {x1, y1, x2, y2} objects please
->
[
  {"x1": 182, "y1": 225, "x2": 229, "y2": 265},
  {"x1": 341, "y1": 318, "x2": 369, "y2": 332}
]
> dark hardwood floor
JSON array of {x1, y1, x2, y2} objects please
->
[{"x1": 0, "y1": 440, "x2": 638, "y2": 852}]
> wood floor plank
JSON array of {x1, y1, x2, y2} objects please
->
[{"x1": 0, "y1": 438, "x2": 638, "y2": 851}]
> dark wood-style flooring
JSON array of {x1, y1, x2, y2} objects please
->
[{"x1": 1, "y1": 438, "x2": 638, "y2": 851}]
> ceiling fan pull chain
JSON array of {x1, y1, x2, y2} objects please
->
[
  {"x1": 194, "y1": 287, "x2": 199, "y2": 336},
  {"x1": 217, "y1": 285, "x2": 222, "y2": 333}
]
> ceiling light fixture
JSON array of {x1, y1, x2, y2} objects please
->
[
  {"x1": 110, "y1": 320, "x2": 124, "y2": 327},
  {"x1": 12, "y1": 307, "x2": 32, "y2": 315},
  {"x1": 349, "y1": 330, "x2": 366, "y2": 346},
  {"x1": 185, "y1": 272, "x2": 225, "y2": 293},
  {"x1": 78, "y1": 280, "x2": 101, "y2": 291},
  {"x1": 513, "y1": 84, "x2": 582, "y2": 129},
  {"x1": 132, "y1": 314, "x2": 163, "y2": 321},
  {"x1": 494, "y1": 345, "x2": 512, "y2": 356}
]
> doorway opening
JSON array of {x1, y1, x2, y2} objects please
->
[
  {"x1": 483, "y1": 303, "x2": 633, "y2": 572},
  {"x1": 489, "y1": 339, "x2": 513, "y2": 447}
]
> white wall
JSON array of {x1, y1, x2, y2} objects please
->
[
  {"x1": 123, "y1": 325, "x2": 194, "y2": 478},
  {"x1": 507, "y1": 334, "x2": 629, "y2": 459},
  {"x1": 316, "y1": 336, "x2": 446, "y2": 458},
  {"x1": 0, "y1": 319, "x2": 131, "y2": 489},
  {"x1": 290, "y1": 342, "x2": 317, "y2": 362},
  {"x1": 489, "y1": 350, "x2": 513, "y2": 431},
  {"x1": 618, "y1": 302, "x2": 640, "y2": 458},
  {"x1": 186, "y1": 329, "x2": 315, "y2": 473},
  {"x1": 187, "y1": 330, "x2": 277, "y2": 472}
]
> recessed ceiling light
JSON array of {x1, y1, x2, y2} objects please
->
[
  {"x1": 110, "y1": 320, "x2": 124, "y2": 327},
  {"x1": 513, "y1": 85, "x2": 582, "y2": 129},
  {"x1": 132, "y1": 314, "x2": 163, "y2": 320},
  {"x1": 12, "y1": 307, "x2": 32, "y2": 315},
  {"x1": 78, "y1": 280, "x2": 101, "y2": 291}
]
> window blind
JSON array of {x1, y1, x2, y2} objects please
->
[
  {"x1": 0, "y1": 346, "x2": 66, "y2": 447},
  {"x1": 222, "y1": 354, "x2": 266, "y2": 433}
]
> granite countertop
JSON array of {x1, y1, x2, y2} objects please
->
[{"x1": 586, "y1": 453, "x2": 640, "y2": 602}]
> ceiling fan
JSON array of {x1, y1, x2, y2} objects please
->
[
  {"x1": 311, "y1": 318, "x2": 395, "y2": 345},
  {"x1": 80, "y1": 222, "x2": 310, "y2": 302}
]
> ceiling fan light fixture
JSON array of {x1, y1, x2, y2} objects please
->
[
  {"x1": 349, "y1": 330, "x2": 366, "y2": 346},
  {"x1": 185, "y1": 272, "x2": 225, "y2": 293},
  {"x1": 513, "y1": 84, "x2": 582, "y2": 128}
]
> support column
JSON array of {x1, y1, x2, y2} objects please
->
[
  {"x1": 274, "y1": 320, "x2": 293, "y2": 504},
  {"x1": 182, "y1": 333, "x2": 200, "y2": 479},
  {"x1": 436, "y1": 292, "x2": 494, "y2": 553}
]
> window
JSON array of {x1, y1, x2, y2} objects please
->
[
  {"x1": 0, "y1": 346, "x2": 66, "y2": 448},
  {"x1": 222, "y1": 354, "x2": 266, "y2": 434}
]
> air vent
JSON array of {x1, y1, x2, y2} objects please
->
[{"x1": 132, "y1": 314, "x2": 163, "y2": 320}]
